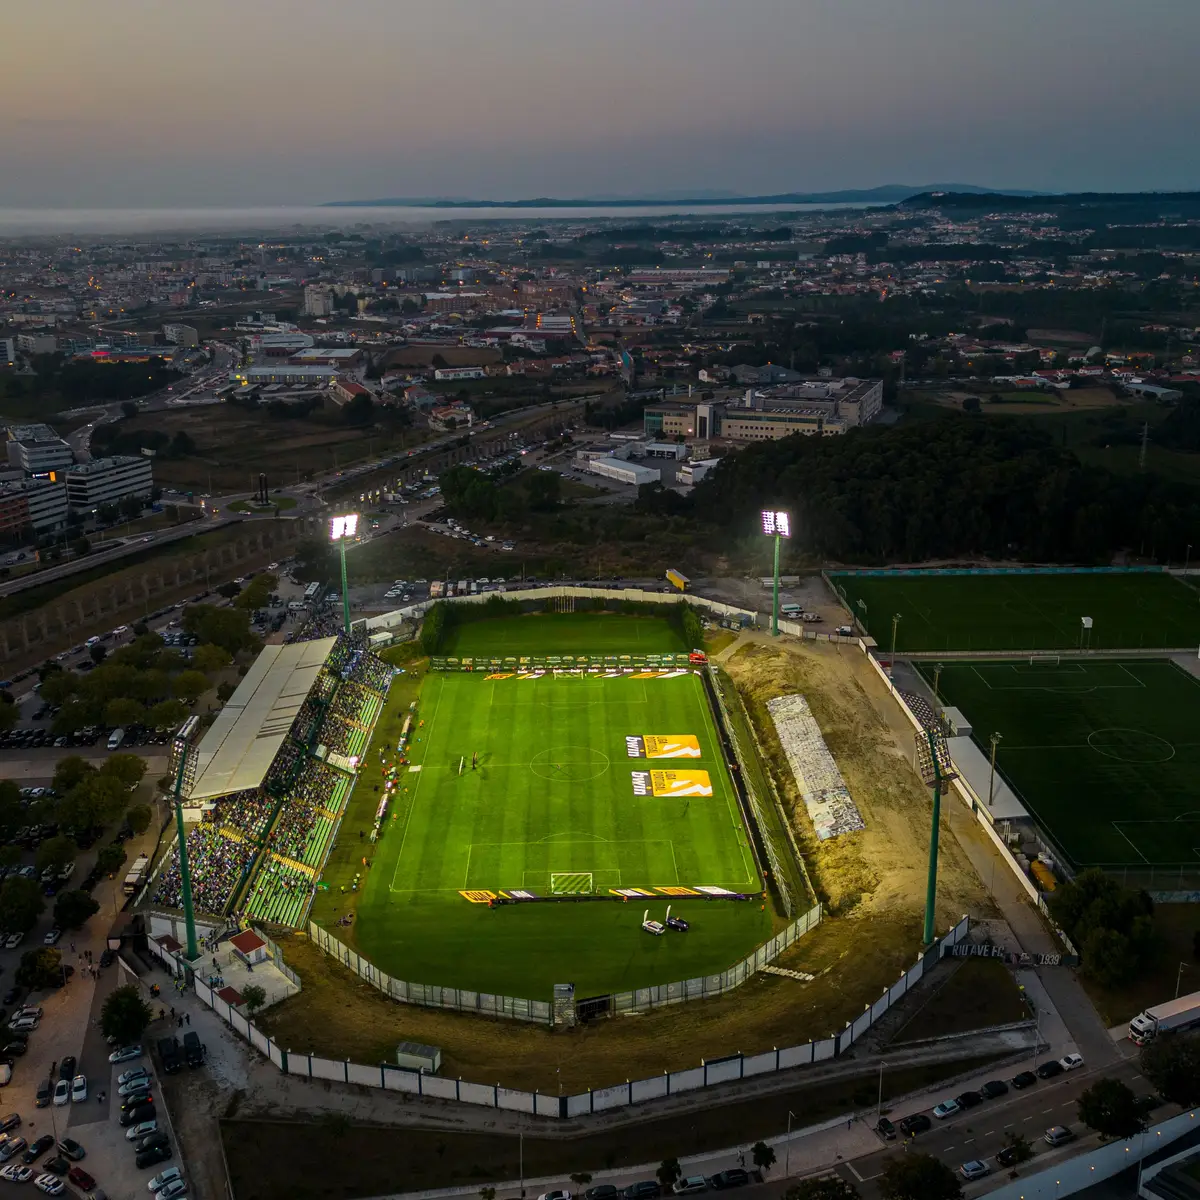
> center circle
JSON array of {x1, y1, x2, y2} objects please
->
[
  {"x1": 1087, "y1": 728, "x2": 1175, "y2": 763},
  {"x1": 530, "y1": 747, "x2": 610, "y2": 782}
]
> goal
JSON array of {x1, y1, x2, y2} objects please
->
[{"x1": 1029, "y1": 654, "x2": 1061, "y2": 666}]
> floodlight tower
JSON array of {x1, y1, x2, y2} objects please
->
[
  {"x1": 761, "y1": 510, "x2": 791, "y2": 637},
  {"x1": 330, "y1": 514, "x2": 359, "y2": 634},
  {"x1": 915, "y1": 717, "x2": 958, "y2": 947},
  {"x1": 168, "y1": 717, "x2": 202, "y2": 961}
]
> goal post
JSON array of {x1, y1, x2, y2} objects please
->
[{"x1": 1029, "y1": 654, "x2": 1060, "y2": 666}]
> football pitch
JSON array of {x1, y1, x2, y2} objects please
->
[
  {"x1": 830, "y1": 571, "x2": 1200, "y2": 652},
  {"x1": 317, "y1": 644, "x2": 770, "y2": 998},
  {"x1": 923, "y1": 658, "x2": 1200, "y2": 871},
  {"x1": 440, "y1": 612, "x2": 686, "y2": 657}
]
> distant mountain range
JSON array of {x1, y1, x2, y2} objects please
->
[{"x1": 322, "y1": 184, "x2": 1046, "y2": 209}]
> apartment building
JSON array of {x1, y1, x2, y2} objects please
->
[
  {"x1": 0, "y1": 478, "x2": 69, "y2": 538},
  {"x1": 163, "y1": 323, "x2": 200, "y2": 346},
  {"x1": 65, "y1": 455, "x2": 154, "y2": 512},
  {"x1": 303, "y1": 285, "x2": 335, "y2": 318}
]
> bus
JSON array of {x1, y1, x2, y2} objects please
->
[{"x1": 303, "y1": 582, "x2": 322, "y2": 603}]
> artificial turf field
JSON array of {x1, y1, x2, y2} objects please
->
[
  {"x1": 316, "y1": 621, "x2": 771, "y2": 998},
  {"x1": 923, "y1": 658, "x2": 1200, "y2": 871},
  {"x1": 830, "y1": 571, "x2": 1200, "y2": 652}
]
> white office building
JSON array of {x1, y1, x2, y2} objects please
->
[
  {"x1": 6, "y1": 433, "x2": 74, "y2": 475},
  {"x1": 586, "y1": 457, "x2": 660, "y2": 487},
  {"x1": 65, "y1": 455, "x2": 154, "y2": 512}
]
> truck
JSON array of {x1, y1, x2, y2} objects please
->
[
  {"x1": 123, "y1": 854, "x2": 150, "y2": 896},
  {"x1": 666, "y1": 569, "x2": 689, "y2": 593},
  {"x1": 159, "y1": 1035, "x2": 183, "y2": 1074},
  {"x1": 182, "y1": 1030, "x2": 206, "y2": 1068},
  {"x1": 1129, "y1": 989, "x2": 1200, "y2": 1045}
]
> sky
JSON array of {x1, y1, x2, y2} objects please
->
[{"x1": 2, "y1": 0, "x2": 1199, "y2": 207}]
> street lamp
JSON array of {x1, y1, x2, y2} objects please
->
[
  {"x1": 329, "y1": 514, "x2": 358, "y2": 635},
  {"x1": 856, "y1": 597, "x2": 869, "y2": 635},
  {"x1": 915, "y1": 716, "x2": 957, "y2": 947},
  {"x1": 889, "y1": 613, "x2": 902, "y2": 689},
  {"x1": 761, "y1": 510, "x2": 790, "y2": 637},
  {"x1": 987, "y1": 732, "x2": 1003, "y2": 809}
]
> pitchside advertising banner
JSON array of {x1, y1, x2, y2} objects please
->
[
  {"x1": 429, "y1": 653, "x2": 694, "y2": 672},
  {"x1": 625, "y1": 734, "x2": 702, "y2": 759},
  {"x1": 631, "y1": 769, "x2": 714, "y2": 797}
]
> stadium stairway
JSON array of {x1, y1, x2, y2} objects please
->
[{"x1": 269, "y1": 850, "x2": 316, "y2": 878}]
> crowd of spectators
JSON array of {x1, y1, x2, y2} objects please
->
[
  {"x1": 155, "y1": 823, "x2": 256, "y2": 914},
  {"x1": 244, "y1": 858, "x2": 313, "y2": 926},
  {"x1": 218, "y1": 788, "x2": 275, "y2": 841}
]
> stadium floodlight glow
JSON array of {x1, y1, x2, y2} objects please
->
[
  {"x1": 761, "y1": 509, "x2": 791, "y2": 636},
  {"x1": 329, "y1": 513, "x2": 358, "y2": 634},
  {"x1": 761, "y1": 509, "x2": 790, "y2": 538},
  {"x1": 330, "y1": 513, "x2": 359, "y2": 541}
]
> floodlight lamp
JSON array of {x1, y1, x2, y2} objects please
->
[
  {"x1": 762, "y1": 509, "x2": 791, "y2": 538},
  {"x1": 330, "y1": 513, "x2": 359, "y2": 540}
]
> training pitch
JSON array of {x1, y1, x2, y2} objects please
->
[
  {"x1": 924, "y1": 658, "x2": 1200, "y2": 871},
  {"x1": 316, "y1": 620, "x2": 770, "y2": 997},
  {"x1": 830, "y1": 571, "x2": 1200, "y2": 652}
]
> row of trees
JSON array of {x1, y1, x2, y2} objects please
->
[
  {"x1": 1047, "y1": 869, "x2": 1157, "y2": 989},
  {"x1": 437, "y1": 463, "x2": 561, "y2": 523},
  {"x1": 691, "y1": 416, "x2": 1200, "y2": 564}
]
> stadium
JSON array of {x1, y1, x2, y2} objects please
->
[{"x1": 151, "y1": 606, "x2": 780, "y2": 1003}]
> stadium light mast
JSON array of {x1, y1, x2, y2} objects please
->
[
  {"x1": 169, "y1": 719, "x2": 201, "y2": 961},
  {"x1": 330, "y1": 514, "x2": 359, "y2": 635},
  {"x1": 915, "y1": 718, "x2": 957, "y2": 947},
  {"x1": 987, "y1": 731, "x2": 1003, "y2": 810},
  {"x1": 761, "y1": 510, "x2": 791, "y2": 637}
]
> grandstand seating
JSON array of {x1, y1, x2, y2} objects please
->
[{"x1": 154, "y1": 637, "x2": 394, "y2": 927}]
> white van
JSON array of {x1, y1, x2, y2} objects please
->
[{"x1": 107, "y1": 728, "x2": 126, "y2": 751}]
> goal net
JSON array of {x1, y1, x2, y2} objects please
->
[
  {"x1": 1029, "y1": 654, "x2": 1061, "y2": 666},
  {"x1": 550, "y1": 872, "x2": 594, "y2": 895}
]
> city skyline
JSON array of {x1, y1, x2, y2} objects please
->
[{"x1": 3, "y1": 0, "x2": 1200, "y2": 207}]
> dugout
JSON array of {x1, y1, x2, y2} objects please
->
[{"x1": 396, "y1": 1041, "x2": 442, "y2": 1074}]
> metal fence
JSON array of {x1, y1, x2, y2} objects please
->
[
  {"x1": 252, "y1": 926, "x2": 301, "y2": 989},
  {"x1": 307, "y1": 922, "x2": 553, "y2": 1024},
  {"x1": 190, "y1": 913, "x2": 971, "y2": 1118}
]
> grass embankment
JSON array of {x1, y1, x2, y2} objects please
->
[{"x1": 891, "y1": 957, "x2": 1030, "y2": 1043}]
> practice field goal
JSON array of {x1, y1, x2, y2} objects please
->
[{"x1": 550, "y1": 871, "x2": 594, "y2": 895}]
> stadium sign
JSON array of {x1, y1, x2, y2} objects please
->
[
  {"x1": 625, "y1": 735, "x2": 702, "y2": 759},
  {"x1": 631, "y1": 769, "x2": 713, "y2": 797}
]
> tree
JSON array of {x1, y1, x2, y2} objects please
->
[
  {"x1": 182, "y1": 605, "x2": 258, "y2": 655},
  {"x1": 878, "y1": 1154, "x2": 962, "y2": 1200},
  {"x1": 126, "y1": 804, "x2": 152, "y2": 835},
  {"x1": 35, "y1": 835, "x2": 77, "y2": 874},
  {"x1": 1077, "y1": 1076, "x2": 1143, "y2": 1140},
  {"x1": 192, "y1": 644, "x2": 233, "y2": 674},
  {"x1": 1048, "y1": 869, "x2": 1157, "y2": 988},
  {"x1": 0, "y1": 876, "x2": 44, "y2": 933},
  {"x1": 54, "y1": 889, "x2": 100, "y2": 931},
  {"x1": 101, "y1": 753, "x2": 146, "y2": 790},
  {"x1": 53, "y1": 755, "x2": 95, "y2": 794},
  {"x1": 526, "y1": 470, "x2": 561, "y2": 511},
  {"x1": 0, "y1": 701, "x2": 15, "y2": 735},
  {"x1": 40, "y1": 671, "x2": 79, "y2": 708},
  {"x1": 962, "y1": 395, "x2": 981, "y2": 414},
  {"x1": 104, "y1": 697, "x2": 145, "y2": 728},
  {"x1": 751, "y1": 1142, "x2": 776, "y2": 1175},
  {"x1": 89, "y1": 642, "x2": 106, "y2": 664},
  {"x1": 217, "y1": 681, "x2": 236, "y2": 702},
  {"x1": 149, "y1": 699, "x2": 189, "y2": 729},
  {"x1": 16, "y1": 947, "x2": 63, "y2": 989},
  {"x1": 1140, "y1": 1031, "x2": 1200, "y2": 1107},
  {"x1": 173, "y1": 670, "x2": 211, "y2": 705},
  {"x1": 96, "y1": 844, "x2": 127, "y2": 875},
  {"x1": 101, "y1": 984, "x2": 153, "y2": 1044},
  {"x1": 121, "y1": 401, "x2": 139, "y2": 419},
  {"x1": 998, "y1": 1132, "x2": 1033, "y2": 1166},
  {"x1": 656, "y1": 1159, "x2": 681, "y2": 1189},
  {"x1": 58, "y1": 773, "x2": 131, "y2": 830},
  {"x1": 568, "y1": 1175, "x2": 592, "y2": 1189},
  {"x1": 241, "y1": 983, "x2": 267, "y2": 1016},
  {"x1": 784, "y1": 1179, "x2": 860, "y2": 1200}
]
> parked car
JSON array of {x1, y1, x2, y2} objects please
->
[
  {"x1": 119, "y1": 1074, "x2": 150, "y2": 1095},
  {"x1": 995, "y1": 1143, "x2": 1023, "y2": 1168},
  {"x1": 70, "y1": 1076, "x2": 87, "y2": 1104},
  {"x1": 875, "y1": 1116, "x2": 896, "y2": 1140},
  {"x1": 622, "y1": 1184, "x2": 662, "y2": 1200},
  {"x1": 536, "y1": 1192, "x2": 571, "y2": 1200},
  {"x1": 1011, "y1": 1071, "x2": 1038, "y2": 1090},
  {"x1": 0, "y1": 1115, "x2": 19, "y2": 1134},
  {"x1": 980, "y1": 1080, "x2": 1009, "y2": 1100},
  {"x1": 960, "y1": 1161, "x2": 990, "y2": 1181},
  {"x1": 109, "y1": 1045, "x2": 142, "y2": 1065},
  {"x1": 57, "y1": 1057, "x2": 75, "y2": 1082},
  {"x1": 672, "y1": 1179, "x2": 708, "y2": 1195},
  {"x1": 51, "y1": 1080, "x2": 69, "y2": 1107},
  {"x1": 1036, "y1": 1060, "x2": 1065, "y2": 1080},
  {"x1": 121, "y1": 1089, "x2": 152, "y2": 1112},
  {"x1": 956, "y1": 1090, "x2": 983, "y2": 1109},
  {"x1": 23, "y1": 1135, "x2": 53, "y2": 1164},
  {"x1": 1059, "y1": 1053, "x2": 1085, "y2": 1071},
  {"x1": 933, "y1": 1099, "x2": 961, "y2": 1119},
  {"x1": 56, "y1": 1139, "x2": 84, "y2": 1162},
  {"x1": 124, "y1": 1121, "x2": 157, "y2": 1143},
  {"x1": 585, "y1": 1187, "x2": 619, "y2": 1200},
  {"x1": 41, "y1": 1156, "x2": 68, "y2": 1177},
  {"x1": 0, "y1": 1164, "x2": 34, "y2": 1183},
  {"x1": 34, "y1": 1081, "x2": 51, "y2": 1108},
  {"x1": 134, "y1": 1132, "x2": 169, "y2": 1155},
  {"x1": 67, "y1": 1167, "x2": 95, "y2": 1191},
  {"x1": 898, "y1": 1114, "x2": 932, "y2": 1136},
  {"x1": 135, "y1": 1146, "x2": 173, "y2": 1170},
  {"x1": 154, "y1": 1178, "x2": 187, "y2": 1200},
  {"x1": 34, "y1": 1173, "x2": 64, "y2": 1195},
  {"x1": 707, "y1": 1171, "x2": 750, "y2": 1190},
  {"x1": 148, "y1": 1168, "x2": 183, "y2": 1193},
  {"x1": 119, "y1": 1105, "x2": 155, "y2": 1128},
  {"x1": 0, "y1": 1138, "x2": 28, "y2": 1163},
  {"x1": 1044, "y1": 1125, "x2": 1074, "y2": 1146}
]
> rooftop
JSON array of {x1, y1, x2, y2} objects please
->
[{"x1": 187, "y1": 637, "x2": 337, "y2": 801}]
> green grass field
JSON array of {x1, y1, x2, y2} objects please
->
[
  {"x1": 440, "y1": 612, "x2": 686, "y2": 658},
  {"x1": 313, "y1": 621, "x2": 770, "y2": 998},
  {"x1": 923, "y1": 658, "x2": 1200, "y2": 869},
  {"x1": 831, "y1": 571, "x2": 1200, "y2": 652}
]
